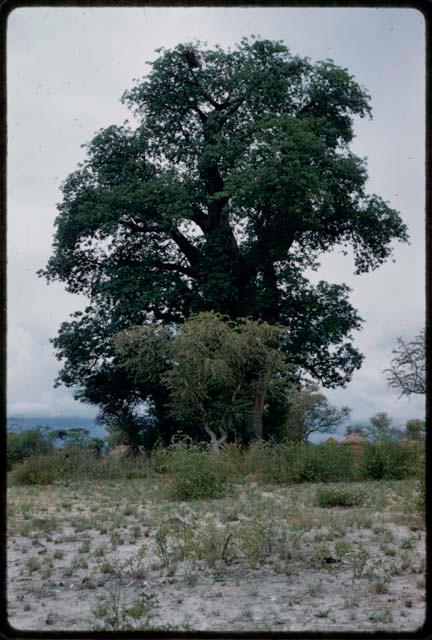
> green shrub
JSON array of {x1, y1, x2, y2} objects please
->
[
  {"x1": 296, "y1": 443, "x2": 357, "y2": 483},
  {"x1": 360, "y1": 442, "x2": 418, "y2": 480},
  {"x1": 8, "y1": 453, "x2": 61, "y2": 485},
  {"x1": 8, "y1": 449, "x2": 148, "y2": 485},
  {"x1": 7, "y1": 426, "x2": 54, "y2": 470},
  {"x1": 149, "y1": 444, "x2": 172, "y2": 474},
  {"x1": 164, "y1": 442, "x2": 230, "y2": 500},
  {"x1": 245, "y1": 441, "x2": 357, "y2": 485},
  {"x1": 218, "y1": 442, "x2": 246, "y2": 480},
  {"x1": 317, "y1": 486, "x2": 365, "y2": 508}
]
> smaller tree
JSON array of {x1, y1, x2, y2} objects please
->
[
  {"x1": 115, "y1": 312, "x2": 293, "y2": 450},
  {"x1": 384, "y1": 329, "x2": 425, "y2": 398},
  {"x1": 345, "y1": 423, "x2": 369, "y2": 438},
  {"x1": 404, "y1": 418, "x2": 425, "y2": 441},
  {"x1": 283, "y1": 386, "x2": 351, "y2": 443},
  {"x1": 368, "y1": 412, "x2": 402, "y2": 442}
]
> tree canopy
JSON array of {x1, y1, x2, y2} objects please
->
[
  {"x1": 283, "y1": 386, "x2": 350, "y2": 443},
  {"x1": 40, "y1": 38, "x2": 408, "y2": 434}
]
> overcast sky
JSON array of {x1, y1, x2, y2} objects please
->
[{"x1": 7, "y1": 6, "x2": 426, "y2": 431}]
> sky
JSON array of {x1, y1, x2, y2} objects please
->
[{"x1": 7, "y1": 6, "x2": 426, "y2": 433}]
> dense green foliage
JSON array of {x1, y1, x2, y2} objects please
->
[
  {"x1": 115, "y1": 312, "x2": 293, "y2": 445},
  {"x1": 39, "y1": 37, "x2": 408, "y2": 439},
  {"x1": 360, "y1": 441, "x2": 419, "y2": 480},
  {"x1": 316, "y1": 486, "x2": 366, "y2": 508}
]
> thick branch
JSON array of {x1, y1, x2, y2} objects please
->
[{"x1": 170, "y1": 228, "x2": 202, "y2": 267}]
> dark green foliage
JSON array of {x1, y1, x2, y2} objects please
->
[
  {"x1": 360, "y1": 441, "x2": 418, "y2": 480},
  {"x1": 7, "y1": 426, "x2": 54, "y2": 470},
  {"x1": 243, "y1": 440, "x2": 357, "y2": 484},
  {"x1": 40, "y1": 38, "x2": 408, "y2": 437},
  {"x1": 317, "y1": 486, "x2": 365, "y2": 508}
]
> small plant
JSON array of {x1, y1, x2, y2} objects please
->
[
  {"x1": 400, "y1": 536, "x2": 416, "y2": 550},
  {"x1": 78, "y1": 541, "x2": 91, "y2": 554},
  {"x1": 306, "y1": 578, "x2": 322, "y2": 596},
  {"x1": 351, "y1": 542, "x2": 370, "y2": 578},
  {"x1": 53, "y1": 550, "x2": 64, "y2": 560},
  {"x1": 317, "y1": 487, "x2": 365, "y2": 508},
  {"x1": 91, "y1": 579, "x2": 157, "y2": 631},
  {"x1": 26, "y1": 557, "x2": 40, "y2": 574}
]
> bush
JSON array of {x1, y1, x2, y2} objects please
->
[
  {"x1": 7, "y1": 426, "x2": 54, "y2": 469},
  {"x1": 164, "y1": 442, "x2": 231, "y2": 500},
  {"x1": 244, "y1": 441, "x2": 357, "y2": 485},
  {"x1": 317, "y1": 486, "x2": 365, "y2": 508},
  {"x1": 8, "y1": 453, "x2": 62, "y2": 485},
  {"x1": 8, "y1": 449, "x2": 149, "y2": 485},
  {"x1": 360, "y1": 441, "x2": 418, "y2": 480},
  {"x1": 296, "y1": 443, "x2": 357, "y2": 483}
]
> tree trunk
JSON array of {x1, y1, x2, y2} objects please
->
[
  {"x1": 203, "y1": 425, "x2": 227, "y2": 453},
  {"x1": 245, "y1": 390, "x2": 266, "y2": 442}
]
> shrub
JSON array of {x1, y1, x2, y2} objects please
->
[
  {"x1": 245, "y1": 441, "x2": 357, "y2": 485},
  {"x1": 296, "y1": 443, "x2": 357, "y2": 483},
  {"x1": 7, "y1": 426, "x2": 54, "y2": 469},
  {"x1": 317, "y1": 486, "x2": 365, "y2": 508},
  {"x1": 164, "y1": 442, "x2": 230, "y2": 500},
  {"x1": 8, "y1": 453, "x2": 61, "y2": 485},
  {"x1": 360, "y1": 441, "x2": 418, "y2": 480},
  {"x1": 8, "y1": 449, "x2": 148, "y2": 485},
  {"x1": 218, "y1": 442, "x2": 246, "y2": 480}
]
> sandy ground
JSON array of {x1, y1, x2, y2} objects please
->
[{"x1": 7, "y1": 479, "x2": 425, "y2": 632}]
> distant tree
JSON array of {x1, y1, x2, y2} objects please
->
[
  {"x1": 115, "y1": 312, "x2": 293, "y2": 449},
  {"x1": 384, "y1": 329, "x2": 425, "y2": 398},
  {"x1": 404, "y1": 418, "x2": 425, "y2": 441},
  {"x1": 6, "y1": 426, "x2": 54, "y2": 470},
  {"x1": 40, "y1": 37, "x2": 409, "y2": 441},
  {"x1": 53, "y1": 427, "x2": 107, "y2": 455},
  {"x1": 368, "y1": 412, "x2": 402, "y2": 442},
  {"x1": 283, "y1": 386, "x2": 351, "y2": 443},
  {"x1": 345, "y1": 423, "x2": 368, "y2": 438}
]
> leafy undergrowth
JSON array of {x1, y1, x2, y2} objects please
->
[{"x1": 7, "y1": 476, "x2": 425, "y2": 632}]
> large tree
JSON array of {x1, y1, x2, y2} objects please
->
[{"x1": 40, "y1": 38, "x2": 408, "y2": 433}]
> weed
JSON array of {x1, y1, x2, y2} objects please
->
[
  {"x1": 26, "y1": 557, "x2": 40, "y2": 574},
  {"x1": 306, "y1": 578, "x2": 322, "y2": 596},
  {"x1": 91, "y1": 579, "x2": 157, "y2": 631},
  {"x1": 351, "y1": 543, "x2": 369, "y2": 579}
]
